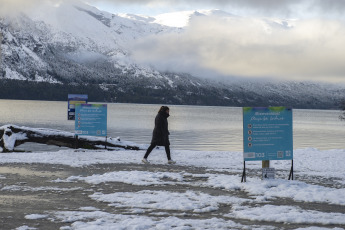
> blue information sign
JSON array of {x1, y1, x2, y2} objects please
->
[
  {"x1": 68, "y1": 94, "x2": 88, "y2": 120},
  {"x1": 75, "y1": 104, "x2": 107, "y2": 137},
  {"x1": 243, "y1": 107, "x2": 293, "y2": 161}
]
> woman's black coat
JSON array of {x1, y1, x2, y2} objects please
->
[{"x1": 151, "y1": 111, "x2": 170, "y2": 146}]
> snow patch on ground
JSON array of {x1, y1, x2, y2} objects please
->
[
  {"x1": 51, "y1": 212, "x2": 247, "y2": 230},
  {"x1": 59, "y1": 169, "x2": 345, "y2": 206},
  {"x1": 25, "y1": 214, "x2": 49, "y2": 220},
  {"x1": 64, "y1": 170, "x2": 184, "y2": 185},
  {"x1": 90, "y1": 190, "x2": 249, "y2": 213},
  {"x1": 230, "y1": 204, "x2": 345, "y2": 225}
]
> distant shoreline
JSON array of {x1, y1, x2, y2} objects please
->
[{"x1": 0, "y1": 79, "x2": 341, "y2": 110}]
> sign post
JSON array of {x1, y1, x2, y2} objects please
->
[{"x1": 242, "y1": 107, "x2": 293, "y2": 182}]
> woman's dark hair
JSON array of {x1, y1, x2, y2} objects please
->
[{"x1": 159, "y1": 106, "x2": 169, "y2": 113}]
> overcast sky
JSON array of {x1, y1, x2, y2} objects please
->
[
  {"x1": 85, "y1": 0, "x2": 345, "y2": 84},
  {"x1": 88, "y1": 0, "x2": 345, "y2": 19}
]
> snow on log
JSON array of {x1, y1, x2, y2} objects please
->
[{"x1": 0, "y1": 125, "x2": 142, "y2": 152}]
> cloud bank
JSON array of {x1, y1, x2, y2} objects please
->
[
  {"x1": 2, "y1": 0, "x2": 345, "y2": 83},
  {"x1": 131, "y1": 16, "x2": 345, "y2": 83},
  {"x1": 87, "y1": 0, "x2": 345, "y2": 18},
  {"x1": 0, "y1": 0, "x2": 64, "y2": 17}
]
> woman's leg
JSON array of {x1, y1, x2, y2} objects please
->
[
  {"x1": 144, "y1": 143, "x2": 156, "y2": 159},
  {"x1": 165, "y1": 145, "x2": 171, "y2": 160}
]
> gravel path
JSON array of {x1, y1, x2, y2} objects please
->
[{"x1": 0, "y1": 163, "x2": 344, "y2": 230}]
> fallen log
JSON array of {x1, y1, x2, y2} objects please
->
[{"x1": 0, "y1": 125, "x2": 142, "y2": 153}]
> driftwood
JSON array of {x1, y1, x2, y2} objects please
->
[{"x1": 0, "y1": 125, "x2": 141, "y2": 153}]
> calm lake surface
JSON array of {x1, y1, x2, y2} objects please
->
[{"x1": 0, "y1": 100, "x2": 344, "y2": 151}]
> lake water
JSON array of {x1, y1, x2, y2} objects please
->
[{"x1": 0, "y1": 100, "x2": 344, "y2": 151}]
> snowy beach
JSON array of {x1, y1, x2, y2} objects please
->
[
  {"x1": 1, "y1": 102, "x2": 345, "y2": 229},
  {"x1": 1, "y1": 147, "x2": 345, "y2": 229},
  {"x1": 2, "y1": 0, "x2": 345, "y2": 229}
]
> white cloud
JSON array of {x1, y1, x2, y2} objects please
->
[
  {"x1": 3, "y1": 0, "x2": 345, "y2": 18},
  {"x1": 131, "y1": 16, "x2": 345, "y2": 83},
  {"x1": 2, "y1": 0, "x2": 345, "y2": 83},
  {"x1": 0, "y1": 0, "x2": 65, "y2": 17},
  {"x1": 86, "y1": 0, "x2": 345, "y2": 19}
]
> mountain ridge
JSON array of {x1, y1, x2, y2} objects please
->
[{"x1": 0, "y1": 0, "x2": 344, "y2": 109}]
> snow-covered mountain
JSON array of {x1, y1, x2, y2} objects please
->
[
  {"x1": 0, "y1": 0, "x2": 173, "y2": 82},
  {"x1": 0, "y1": 0, "x2": 344, "y2": 109},
  {"x1": 152, "y1": 9, "x2": 235, "y2": 27}
]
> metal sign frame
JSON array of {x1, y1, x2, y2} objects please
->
[{"x1": 241, "y1": 107, "x2": 294, "y2": 182}]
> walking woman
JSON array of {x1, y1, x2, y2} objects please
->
[{"x1": 142, "y1": 106, "x2": 176, "y2": 164}]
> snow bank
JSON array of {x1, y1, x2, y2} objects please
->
[
  {"x1": 52, "y1": 212, "x2": 244, "y2": 230},
  {"x1": 90, "y1": 190, "x2": 248, "y2": 213},
  {"x1": 1, "y1": 147, "x2": 344, "y2": 179},
  {"x1": 230, "y1": 204, "x2": 345, "y2": 225},
  {"x1": 63, "y1": 170, "x2": 184, "y2": 185}
]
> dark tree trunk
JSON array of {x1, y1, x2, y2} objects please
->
[{"x1": 0, "y1": 125, "x2": 140, "y2": 152}]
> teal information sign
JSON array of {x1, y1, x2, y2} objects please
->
[
  {"x1": 75, "y1": 104, "x2": 107, "y2": 137},
  {"x1": 243, "y1": 107, "x2": 293, "y2": 161}
]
